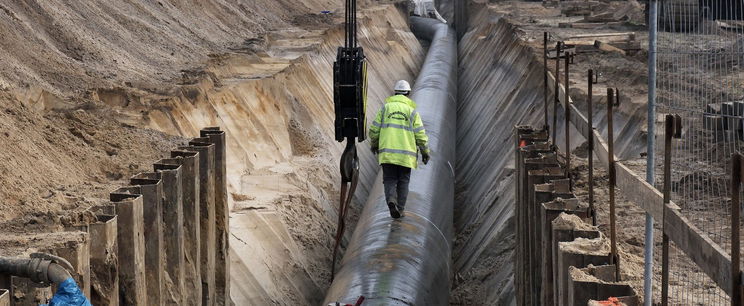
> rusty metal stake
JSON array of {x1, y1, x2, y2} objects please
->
[
  {"x1": 564, "y1": 49, "x2": 571, "y2": 180},
  {"x1": 552, "y1": 41, "x2": 562, "y2": 145},
  {"x1": 661, "y1": 115, "x2": 672, "y2": 306},
  {"x1": 607, "y1": 88, "x2": 620, "y2": 281},
  {"x1": 588, "y1": 69, "x2": 596, "y2": 226},
  {"x1": 662, "y1": 114, "x2": 682, "y2": 306},
  {"x1": 662, "y1": 114, "x2": 681, "y2": 306},
  {"x1": 731, "y1": 152, "x2": 743, "y2": 306},
  {"x1": 544, "y1": 32, "x2": 549, "y2": 132}
]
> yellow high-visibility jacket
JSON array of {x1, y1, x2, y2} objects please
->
[{"x1": 369, "y1": 95, "x2": 429, "y2": 169}]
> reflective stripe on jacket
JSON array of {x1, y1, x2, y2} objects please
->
[{"x1": 369, "y1": 95, "x2": 429, "y2": 169}]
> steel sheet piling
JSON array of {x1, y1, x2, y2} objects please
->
[
  {"x1": 171, "y1": 150, "x2": 202, "y2": 305},
  {"x1": 184, "y1": 139, "x2": 216, "y2": 306},
  {"x1": 154, "y1": 159, "x2": 185, "y2": 305},
  {"x1": 130, "y1": 173, "x2": 165, "y2": 305},
  {"x1": 540, "y1": 197, "x2": 591, "y2": 305},
  {"x1": 88, "y1": 214, "x2": 119, "y2": 306},
  {"x1": 199, "y1": 128, "x2": 230, "y2": 305},
  {"x1": 110, "y1": 188, "x2": 147, "y2": 305}
]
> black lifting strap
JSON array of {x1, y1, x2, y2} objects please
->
[{"x1": 331, "y1": 141, "x2": 359, "y2": 277}]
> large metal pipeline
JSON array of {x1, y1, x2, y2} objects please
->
[{"x1": 324, "y1": 17, "x2": 457, "y2": 305}]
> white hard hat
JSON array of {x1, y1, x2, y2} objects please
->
[{"x1": 394, "y1": 80, "x2": 411, "y2": 93}]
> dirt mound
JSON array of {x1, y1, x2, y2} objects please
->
[
  {"x1": 0, "y1": 91, "x2": 183, "y2": 227},
  {"x1": 0, "y1": 0, "x2": 338, "y2": 99}
]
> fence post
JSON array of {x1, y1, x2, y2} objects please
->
[
  {"x1": 732, "y1": 153, "x2": 742, "y2": 306},
  {"x1": 588, "y1": 69, "x2": 596, "y2": 226},
  {"x1": 544, "y1": 32, "x2": 549, "y2": 132},
  {"x1": 607, "y1": 88, "x2": 619, "y2": 281},
  {"x1": 564, "y1": 47, "x2": 571, "y2": 186},
  {"x1": 552, "y1": 41, "x2": 562, "y2": 144},
  {"x1": 644, "y1": 1, "x2": 659, "y2": 304},
  {"x1": 661, "y1": 114, "x2": 681, "y2": 306}
]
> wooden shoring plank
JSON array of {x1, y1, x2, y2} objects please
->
[{"x1": 664, "y1": 205, "x2": 733, "y2": 295}]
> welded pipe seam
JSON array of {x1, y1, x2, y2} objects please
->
[{"x1": 324, "y1": 17, "x2": 456, "y2": 305}]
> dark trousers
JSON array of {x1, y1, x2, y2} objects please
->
[{"x1": 382, "y1": 163, "x2": 412, "y2": 209}]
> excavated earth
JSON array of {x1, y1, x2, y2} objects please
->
[{"x1": 0, "y1": 0, "x2": 706, "y2": 305}]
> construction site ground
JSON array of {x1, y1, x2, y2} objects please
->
[
  {"x1": 0, "y1": 0, "x2": 738, "y2": 304},
  {"x1": 449, "y1": 1, "x2": 734, "y2": 304}
]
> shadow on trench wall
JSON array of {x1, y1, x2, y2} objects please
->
[{"x1": 452, "y1": 4, "x2": 646, "y2": 305}]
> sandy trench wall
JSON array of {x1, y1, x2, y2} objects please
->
[
  {"x1": 453, "y1": 15, "x2": 545, "y2": 305},
  {"x1": 141, "y1": 5, "x2": 424, "y2": 208},
  {"x1": 452, "y1": 5, "x2": 649, "y2": 305},
  {"x1": 95, "y1": 4, "x2": 425, "y2": 304}
]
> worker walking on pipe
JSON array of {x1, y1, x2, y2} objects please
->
[
  {"x1": 369, "y1": 80, "x2": 430, "y2": 219},
  {"x1": 408, "y1": 0, "x2": 448, "y2": 24}
]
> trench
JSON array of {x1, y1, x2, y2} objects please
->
[
  {"x1": 118, "y1": 4, "x2": 426, "y2": 304},
  {"x1": 0, "y1": 0, "x2": 662, "y2": 305},
  {"x1": 104, "y1": 2, "x2": 650, "y2": 305},
  {"x1": 316, "y1": 1, "x2": 651, "y2": 305},
  {"x1": 74, "y1": 8, "x2": 425, "y2": 302},
  {"x1": 450, "y1": 5, "x2": 648, "y2": 306}
]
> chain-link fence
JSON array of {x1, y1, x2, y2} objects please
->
[{"x1": 654, "y1": 0, "x2": 744, "y2": 304}]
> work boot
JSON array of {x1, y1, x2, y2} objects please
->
[
  {"x1": 397, "y1": 205, "x2": 405, "y2": 218},
  {"x1": 387, "y1": 202, "x2": 401, "y2": 219}
]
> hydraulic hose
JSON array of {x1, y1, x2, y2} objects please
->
[
  {"x1": 0, "y1": 256, "x2": 73, "y2": 285},
  {"x1": 324, "y1": 17, "x2": 457, "y2": 305}
]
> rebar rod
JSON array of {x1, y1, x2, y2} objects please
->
[
  {"x1": 565, "y1": 48, "x2": 571, "y2": 185},
  {"x1": 552, "y1": 42, "x2": 561, "y2": 145},
  {"x1": 588, "y1": 69, "x2": 596, "y2": 226},
  {"x1": 662, "y1": 114, "x2": 676, "y2": 306},
  {"x1": 608, "y1": 88, "x2": 619, "y2": 279},
  {"x1": 544, "y1": 32, "x2": 549, "y2": 132}
]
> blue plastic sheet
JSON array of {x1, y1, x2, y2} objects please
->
[{"x1": 43, "y1": 277, "x2": 92, "y2": 306}]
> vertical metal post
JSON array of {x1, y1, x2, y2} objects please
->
[
  {"x1": 564, "y1": 48, "x2": 571, "y2": 185},
  {"x1": 544, "y1": 32, "x2": 550, "y2": 132},
  {"x1": 661, "y1": 115, "x2": 676, "y2": 306},
  {"x1": 588, "y1": 69, "x2": 596, "y2": 226},
  {"x1": 732, "y1": 153, "x2": 742, "y2": 306},
  {"x1": 644, "y1": 1, "x2": 659, "y2": 304},
  {"x1": 200, "y1": 128, "x2": 230, "y2": 306},
  {"x1": 607, "y1": 88, "x2": 619, "y2": 281},
  {"x1": 552, "y1": 42, "x2": 562, "y2": 145}
]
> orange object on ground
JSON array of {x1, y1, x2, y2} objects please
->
[{"x1": 595, "y1": 297, "x2": 622, "y2": 305}]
